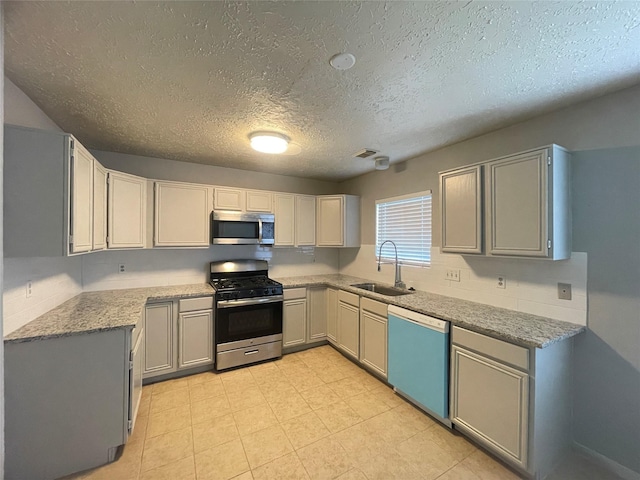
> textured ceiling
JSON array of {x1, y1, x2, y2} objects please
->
[{"x1": 4, "y1": 1, "x2": 640, "y2": 181}]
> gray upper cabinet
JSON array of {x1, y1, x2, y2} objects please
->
[
  {"x1": 93, "y1": 160, "x2": 108, "y2": 251},
  {"x1": 440, "y1": 165, "x2": 483, "y2": 254},
  {"x1": 154, "y1": 181, "x2": 211, "y2": 247},
  {"x1": 70, "y1": 142, "x2": 95, "y2": 253},
  {"x1": 316, "y1": 195, "x2": 361, "y2": 247},
  {"x1": 3, "y1": 125, "x2": 110, "y2": 257},
  {"x1": 487, "y1": 146, "x2": 571, "y2": 259},
  {"x1": 108, "y1": 171, "x2": 148, "y2": 249},
  {"x1": 439, "y1": 145, "x2": 571, "y2": 260}
]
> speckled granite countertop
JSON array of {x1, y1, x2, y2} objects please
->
[
  {"x1": 274, "y1": 274, "x2": 585, "y2": 349},
  {"x1": 4, "y1": 284, "x2": 214, "y2": 344}
]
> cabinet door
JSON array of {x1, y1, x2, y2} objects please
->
[
  {"x1": 246, "y1": 190, "x2": 273, "y2": 212},
  {"x1": 307, "y1": 288, "x2": 326, "y2": 342},
  {"x1": 441, "y1": 166, "x2": 482, "y2": 254},
  {"x1": 178, "y1": 309, "x2": 214, "y2": 369},
  {"x1": 155, "y1": 182, "x2": 210, "y2": 247},
  {"x1": 360, "y1": 310, "x2": 388, "y2": 378},
  {"x1": 143, "y1": 302, "x2": 175, "y2": 377},
  {"x1": 283, "y1": 299, "x2": 307, "y2": 347},
  {"x1": 338, "y1": 301, "x2": 359, "y2": 359},
  {"x1": 316, "y1": 196, "x2": 344, "y2": 246},
  {"x1": 69, "y1": 142, "x2": 94, "y2": 253},
  {"x1": 108, "y1": 171, "x2": 147, "y2": 249},
  {"x1": 92, "y1": 160, "x2": 107, "y2": 251},
  {"x1": 274, "y1": 194, "x2": 296, "y2": 246},
  {"x1": 326, "y1": 288, "x2": 338, "y2": 344},
  {"x1": 214, "y1": 187, "x2": 244, "y2": 211},
  {"x1": 451, "y1": 345, "x2": 529, "y2": 469},
  {"x1": 296, "y1": 195, "x2": 316, "y2": 246},
  {"x1": 487, "y1": 149, "x2": 548, "y2": 257}
]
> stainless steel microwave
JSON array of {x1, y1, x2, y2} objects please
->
[{"x1": 211, "y1": 211, "x2": 275, "y2": 245}]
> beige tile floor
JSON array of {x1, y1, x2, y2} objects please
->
[{"x1": 62, "y1": 345, "x2": 623, "y2": 480}]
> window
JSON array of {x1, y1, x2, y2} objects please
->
[{"x1": 376, "y1": 191, "x2": 432, "y2": 266}]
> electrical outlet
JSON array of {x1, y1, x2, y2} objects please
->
[
  {"x1": 497, "y1": 275, "x2": 506, "y2": 289},
  {"x1": 558, "y1": 283, "x2": 572, "y2": 300},
  {"x1": 445, "y1": 269, "x2": 461, "y2": 282},
  {"x1": 118, "y1": 264, "x2": 126, "y2": 274},
  {"x1": 26, "y1": 280, "x2": 33, "y2": 298}
]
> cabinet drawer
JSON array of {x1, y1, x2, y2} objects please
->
[
  {"x1": 339, "y1": 290, "x2": 360, "y2": 307},
  {"x1": 361, "y1": 297, "x2": 387, "y2": 318},
  {"x1": 284, "y1": 288, "x2": 306, "y2": 300},
  {"x1": 452, "y1": 326, "x2": 529, "y2": 371},
  {"x1": 179, "y1": 296, "x2": 213, "y2": 313}
]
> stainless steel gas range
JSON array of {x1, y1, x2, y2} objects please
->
[{"x1": 210, "y1": 260, "x2": 283, "y2": 370}]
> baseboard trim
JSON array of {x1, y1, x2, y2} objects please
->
[{"x1": 573, "y1": 442, "x2": 640, "y2": 480}]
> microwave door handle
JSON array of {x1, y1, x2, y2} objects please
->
[{"x1": 258, "y1": 218, "x2": 263, "y2": 244}]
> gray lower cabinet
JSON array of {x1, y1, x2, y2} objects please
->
[
  {"x1": 450, "y1": 326, "x2": 573, "y2": 479},
  {"x1": 178, "y1": 309, "x2": 214, "y2": 368},
  {"x1": 326, "y1": 288, "x2": 338, "y2": 344},
  {"x1": 359, "y1": 297, "x2": 388, "y2": 378},
  {"x1": 283, "y1": 288, "x2": 308, "y2": 348},
  {"x1": 143, "y1": 296, "x2": 214, "y2": 379},
  {"x1": 337, "y1": 290, "x2": 360, "y2": 359},
  {"x1": 307, "y1": 287, "x2": 327, "y2": 343},
  {"x1": 144, "y1": 301, "x2": 176, "y2": 377},
  {"x1": 5, "y1": 328, "x2": 134, "y2": 480}
]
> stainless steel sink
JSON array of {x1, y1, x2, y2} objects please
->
[{"x1": 350, "y1": 283, "x2": 414, "y2": 296}]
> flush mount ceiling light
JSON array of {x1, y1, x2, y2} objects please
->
[
  {"x1": 249, "y1": 132, "x2": 290, "y2": 154},
  {"x1": 374, "y1": 156, "x2": 390, "y2": 170}
]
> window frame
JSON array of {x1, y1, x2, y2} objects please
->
[{"x1": 375, "y1": 190, "x2": 432, "y2": 268}]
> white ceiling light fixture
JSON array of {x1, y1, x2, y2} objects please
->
[
  {"x1": 330, "y1": 52, "x2": 356, "y2": 70},
  {"x1": 374, "y1": 156, "x2": 390, "y2": 170},
  {"x1": 249, "y1": 131, "x2": 290, "y2": 154}
]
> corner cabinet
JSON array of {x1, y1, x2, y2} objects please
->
[
  {"x1": 316, "y1": 195, "x2": 361, "y2": 247},
  {"x1": 154, "y1": 181, "x2": 211, "y2": 247},
  {"x1": 439, "y1": 145, "x2": 571, "y2": 260},
  {"x1": 450, "y1": 326, "x2": 573, "y2": 479},
  {"x1": 107, "y1": 171, "x2": 147, "y2": 249},
  {"x1": 326, "y1": 288, "x2": 339, "y2": 344},
  {"x1": 93, "y1": 160, "x2": 108, "y2": 251}
]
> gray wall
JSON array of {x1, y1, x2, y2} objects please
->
[
  {"x1": 572, "y1": 147, "x2": 640, "y2": 474},
  {"x1": 92, "y1": 150, "x2": 339, "y2": 196},
  {"x1": 340, "y1": 84, "x2": 640, "y2": 474}
]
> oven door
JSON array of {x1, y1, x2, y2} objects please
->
[{"x1": 216, "y1": 296, "x2": 283, "y2": 347}]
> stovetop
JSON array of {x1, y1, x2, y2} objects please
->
[{"x1": 211, "y1": 275, "x2": 283, "y2": 300}]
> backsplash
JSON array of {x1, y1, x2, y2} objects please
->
[
  {"x1": 3, "y1": 246, "x2": 339, "y2": 335},
  {"x1": 3, "y1": 257, "x2": 83, "y2": 335},
  {"x1": 340, "y1": 245, "x2": 587, "y2": 325},
  {"x1": 81, "y1": 246, "x2": 339, "y2": 291}
]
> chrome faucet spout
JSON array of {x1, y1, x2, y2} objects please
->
[{"x1": 377, "y1": 240, "x2": 406, "y2": 289}]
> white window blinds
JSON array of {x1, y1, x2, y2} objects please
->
[{"x1": 376, "y1": 191, "x2": 432, "y2": 266}]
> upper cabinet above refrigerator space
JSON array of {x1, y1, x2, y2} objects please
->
[{"x1": 440, "y1": 145, "x2": 571, "y2": 260}]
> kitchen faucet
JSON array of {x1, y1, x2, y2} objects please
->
[{"x1": 377, "y1": 240, "x2": 406, "y2": 289}]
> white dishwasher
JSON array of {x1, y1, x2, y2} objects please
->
[{"x1": 387, "y1": 305, "x2": 451, "y2": 426}]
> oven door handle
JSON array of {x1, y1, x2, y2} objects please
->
[{"x1": 217, "y1": 295, "x2": 284, "y2": 308}]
